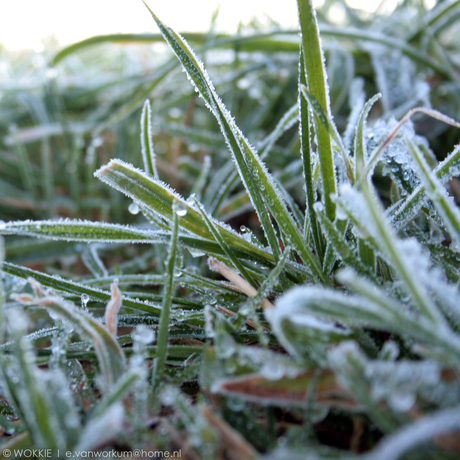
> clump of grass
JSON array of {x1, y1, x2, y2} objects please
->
[{"x1": 1, "y1": 0, "x2": 460, "y2": 458}]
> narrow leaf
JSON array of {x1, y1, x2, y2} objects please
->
[{"x1": 140, "y1": 100, "x2": 158, "y2": 178}]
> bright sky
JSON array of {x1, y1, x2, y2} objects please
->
[{"x1": 0, "y1": 0, "x2": 388, "y2": 51}]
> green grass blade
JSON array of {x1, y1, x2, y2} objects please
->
[
  {"x1": 144, "y1": 4, "x2": 282, "y2": 264},
  {"x1": 81, "y1": 246, "x2": 108, "y2": 278},
  {"x1": 358, "y1": 183, "x2": 444, "y2": 326},
  {"x1": 2, "y1": 262, "x2": 162, "y2": 314},
  {"x1": 195, "y1": 199, "x2": 257, "y2": 288},
  {"x1": 143, "y1": 5, "x2": 325, "y2": 282},
  {"x1": 390, "y1": 145, "x2": 460, "y2": 230},
  {"x1": 259, "y1": 103, "x2": 299, "y2": 157},
  {"x1": 300, "y1": 85, "x2": 351, "y2": 180},
  {"x1": 354, "y1": 93, "x2": 381, "y2": 270},
  {"x1": 140, "y1": 100, "x2": 158, "y2": 178},
  {"x1": 10, "y1": 342, "x2": 65, "y2": 450},
  {"x1": 297, "y1": 0, "x2": 337, "y2": 220},
  {"x1": 0, "y1": 218, "x2": 304, "y2": 273},
  {"x1": 354, "y1": 93, "x2": 381, "y2": 181},
  {"x1": 17, "y1": 291, "x2": 126, "y2": 389},
  {"x1": 152, "y1": 204, "x2": 179, "y2": 392},
  {"x1": 314, "y1": 204, "x2": 377, "y2": 281},
  {"x1": 91, "y1": 367, "x2": 142, "y2": 419},
  {"x1": 299, "y1": 53, "x2": 322, "y2": 257},
  {"x1": 0, "y1": 219, "x2": 168, "y2": 244},
  {"x1": 320, "y1": 25, "x2": 453, "y2": 79},
  {"x1": 407, "y1": 139, "x2": 460, "y2": 246},
  {"x1": 94, "y1": 159, "x2": 276, "y2": 265}
]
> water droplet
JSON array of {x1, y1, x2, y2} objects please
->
[
  {"x1": 189, "y1": 248, "x2": 205, "y2": 258},
  {"x1": 261, "y1": 361, "x2": 285, "y2": 381},
  {"x1": 185, "y1": 194, "x2": 196, "y2": 207},
  {"x1": 389, "y1": 391, "x2": 416, "y2": 412},
  {"x1": 175, "y1": 204, "x2": 188, "y2": 216},
  {"x1": 81, "y1": 294, "x2": 90, "y2": 312},
  {"x1": 128, "y1": 202, "x2": 140, "y2": 215},
  {"x1": 132, "y1": 325, "x2": 155, "y2": 345}
]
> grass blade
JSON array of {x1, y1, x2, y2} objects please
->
[
  {"x1": 297, "y1": 0, "x2": 337, "y2": 220},
  {"x1": 140, "y1": 100, "x2": 158, "y2": 178},
  {"x1": 390, "y1": 144, "x2": 460, "y2": 230},
  {"x1": 152, "y1": 204, "x2": 179, "y2": 392},
  {"x1": 94, "y1": 159, "x2": 272, "y2": 255},
  {"x1": 195, "y1": 199, "x2": 257, "y2": 289},
  {"x1": 16, "y1": 289, "x2": 126, "y2": 389},
  {"x1": 143, "y1": 4, "x2": 325, "y2": 282},
  {"x1": 2, "y1": 262, "x2": 162, "y2": 314},
  {"x1": 299, "y1": 52, "x2": 322, "y2": 257},
  {"x1": 407, "y1": 138, "x2": 460, "y2": 246}
]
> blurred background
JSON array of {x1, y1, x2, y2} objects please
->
[{"x1": 0, "y1": 0, "x2": 404, "y2": 51}]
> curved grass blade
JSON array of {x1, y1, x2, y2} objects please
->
[
  {"x1": 354, "y1": 93, "x2": 381, "y2": 181},
  {"x1": 320, "y1": 25, "x2": 453, "y2": 79},
  {"x1": 81, "y1": 245, "x2": 108, "y2": 278},
  {"x1": 274, "y1": 270, "x2": 460, "y2": 368},
  {"x1": 0, "y1": 218, "x2": 308, "y2": 276},
  {"x1": 94, "y1": 160, "x2": 274, "y2": 260},
  {"x1": 143, "y1": 5, "x2": 325, "y2": 282},
  {"x1": 361, "y1": 107, "x2": 460, "y2": 184},
  {"x1": 354, "y1": 93, "x2": 382, "y2": 270},
  {"x1": 144, "y1": 5, "x2": 282, "y2": 265},
  {"x1": 52, "y1": 27, "x2": 449, "y2": 78},
  {"x1": 16, "y1": 290, "x2": 126, "y2": 389},
  {"x1": 259, "y1": 103, "x2": 299, "y2": 156}
]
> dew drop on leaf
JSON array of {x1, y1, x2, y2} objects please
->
[
  {"x1": 132, "y1": 325, "x2": 155, "y2": 345},
  {"x1": 128, "y1": 202, "x2": 140, "y2": 215},
  {"x1": 81, "y1": 294, "x2": 90, "y2": 312},
  {"x1": 175, "y1": 204, "x2": 188, "y2": 216}
]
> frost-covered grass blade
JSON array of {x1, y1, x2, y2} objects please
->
[{"x1": 143, "y1": 3, "x2": 325, "y2": 282}]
